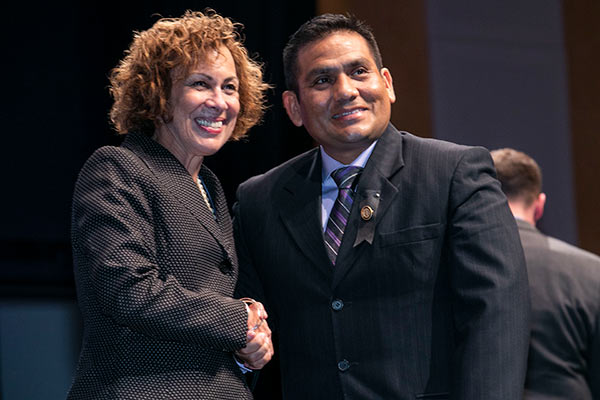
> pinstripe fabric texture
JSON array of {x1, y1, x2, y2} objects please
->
[
  {"x1": 68, "y1": 133, "x2": 252, "y2": 400},
  {"x1": 324, "y1": 166, "x2": 362, "y2": 264},
  {"x1": 234, "y1": 125, "x2": 531, "y2": 399}
]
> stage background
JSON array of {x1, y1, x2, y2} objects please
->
[{"x1": 1, "y1": 1, "x2": 598, "y2": 398}]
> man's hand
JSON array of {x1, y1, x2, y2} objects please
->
[{"x1": 236, "y1": 300, "x2": 273, "y2": 370}]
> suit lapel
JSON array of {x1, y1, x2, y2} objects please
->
[
  {"x1": 333, "y1": 125, "x2": 405, "y2": 288},
  {"x1": 278, "y1": 150, "x2": 334, "y2": 279},
  {"x1": 122, "y1": 133, "x2": 233, "y2": 261},
  {"x1": 199, "y1": 166, "x2": 236, "y2": 261}
]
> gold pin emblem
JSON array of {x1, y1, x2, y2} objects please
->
[{"x1": 360, "y1": 206, "x2": 374, "y2": 221}]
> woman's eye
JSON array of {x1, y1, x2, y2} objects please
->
[
  {"x1": 224, "y1": 83, "x2": 238, "y2": 92},
  {"x1": 191, "y1": 80, "x2": 208, "y2": 88}
]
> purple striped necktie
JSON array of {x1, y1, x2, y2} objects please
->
[{"x1": 324, "y1": 166, "x2": 363, "y2": 265}]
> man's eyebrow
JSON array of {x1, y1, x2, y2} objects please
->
[
  {"x1": 304, "y1": 58, "x2": 373, "y2": 79},
  {"x1": 305, "y1": 66, "x2": 335, "y2": 80},
  {"x1": 344, "y1": 58, "x2": 371, "y2": 69}
]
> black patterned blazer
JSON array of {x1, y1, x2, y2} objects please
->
[
  {"x1": 68, "y1": 132, "x2": 252, "y2": 399},
  {"x1": 234, "y1": 125, "x2": 531, "y2": 400}
]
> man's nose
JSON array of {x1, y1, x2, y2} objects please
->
[{"x1": 334, "y1": 74, "x2": 359, "y2": 101}]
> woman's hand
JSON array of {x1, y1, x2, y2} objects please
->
[{"x1": 245, "y1": 299, "x2": 268, "y2": 331}]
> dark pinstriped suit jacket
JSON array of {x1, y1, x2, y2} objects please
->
[
  {"x1": 234, "y1": 125, "x2": 530, "y2": 399},
  {"x1": 518, "y1": 219, "x2": 600, "y2": 399},
  {"x1": 68, "y1": 133, "x2": 252, "y2": 399}
]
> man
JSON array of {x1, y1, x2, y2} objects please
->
[
  {"x1": 234, "y1": 14, "x2": 530, "y2": 399},
  {"x1": 491, "y1": 148, "x2": 600, "y2": 399}
]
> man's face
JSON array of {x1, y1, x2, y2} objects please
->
[{"x1": 283, "y1": 31, "x2": 395, "y2": 163}]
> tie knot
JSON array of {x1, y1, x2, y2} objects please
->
[{"x1": 331, "y1": 166, "x2": 363, "y2": 190}]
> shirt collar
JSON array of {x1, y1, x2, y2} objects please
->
[{"x1": 320, "y1": 140, "x2": 378, "y2": 183}]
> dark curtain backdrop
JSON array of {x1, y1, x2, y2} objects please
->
[{"x1": 1, "y1": 1, "x2": 315, "y2": 297}]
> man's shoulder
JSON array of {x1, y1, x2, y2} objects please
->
[
  {"x1": 239, "y1": 147, "x2": 318, "y2": 192},
  {"x1": 398, "y1": 130, "x2": 486, "y2": 158},
  {"x1": 393, "y1": 130, "x2": 492, "y2": 174},
  {"x1": 546, "y1": 235, "x2": 600, "y2": 268},
  {"x1": 521, "y1": 225, "x2": 600, "y2": 275}
]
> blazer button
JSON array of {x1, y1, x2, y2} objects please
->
[
  {"x1": 337, "y1": 359, "x2": 350, "y2": 372},
  {"x1": 218, "y1": 259, "x2": 232, "y2": 273},
  {"x1": 331, "y1": 299, "x2": 344, "y2": 311}
]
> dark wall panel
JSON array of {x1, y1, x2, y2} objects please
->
[{"x1": 426, "y1": 0, "x2": 577, "y2": 245}]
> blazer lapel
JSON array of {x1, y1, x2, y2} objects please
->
[
  {"x1": 199, "y1": 165, "x2": 236, "y2": 262},
  {"x1": 333, "y1": 125, "x2": 405, "y2": 288},
  {"x1": 122, "y1": 133, "x2": 232, "y2": 260},
  {"x1": 278, "y1": 150, "x2": 334, "y2": 279}
]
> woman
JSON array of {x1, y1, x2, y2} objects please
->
[{"x1": 68, "y1": 10, "x2": 272, "y2": 399}]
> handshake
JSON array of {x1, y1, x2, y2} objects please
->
[{"x1": 235, "y1": 298, "x2": 273, "y2": 370}]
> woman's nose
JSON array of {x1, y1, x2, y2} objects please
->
[{"x1": 205, "y1": 88, "x2": 228, "y2": 110}]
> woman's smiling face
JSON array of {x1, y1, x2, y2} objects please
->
[{"x1": 155, "y1": 46, "x2": 240, "y2": 167}]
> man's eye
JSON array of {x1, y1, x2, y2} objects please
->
[
  {"x1": 352, "y1": 68, "x2": 368, "y2": 76},
  {"x1": 314, "y1": 77, "x2": 330, "y2": 85}
]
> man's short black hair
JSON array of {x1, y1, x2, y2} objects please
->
[{"x1": 283, "y1": 13, "x2": 383, "y2": 93}]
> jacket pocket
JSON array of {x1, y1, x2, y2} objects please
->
[{"x1": 378, "y1": 223, "x2": 443, "y2": 247}]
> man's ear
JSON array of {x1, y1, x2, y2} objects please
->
[
  {"x1": 380, "y1": 68, "x2": 396, "y2": 104},
  {"x1": 534, "y1": 192, "x2": 546, "y2": 222},
  {"x1": 282, "y1": 90, "x2": 303, "y2": 127}
]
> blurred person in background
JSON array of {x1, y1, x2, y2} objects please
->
[{"x1": 492, "y1": 147, "x2": 600, "y2": 400}]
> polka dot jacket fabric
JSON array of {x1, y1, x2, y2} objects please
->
[{"x1": 67, "y1": 133, "x2": 252, "y2": 399}]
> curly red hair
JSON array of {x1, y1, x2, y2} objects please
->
[{"x1": 109, "y1": 10, "x2": 269, "y2": 139}]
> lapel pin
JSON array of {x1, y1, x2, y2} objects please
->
[{"x1": 360, "y1": 205, "x2": 374, "y2": 221}]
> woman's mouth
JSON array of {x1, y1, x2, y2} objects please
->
[{"x1": 195, "y1": 118, "x2": 224, "y2": 128}]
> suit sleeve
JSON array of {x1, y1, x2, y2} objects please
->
[
  {"x1": 71, "y1": 148, "x2": 247, "y2": 351},
  {"x1": 589, "y1": 296, "x2": 600, "y2": 398},
  {"x1": 232, "y1": 184, "x2": 274, "y2": 326},
  {"x1": 446, "y1": 147, "x2": 530, "y2": 399}
]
